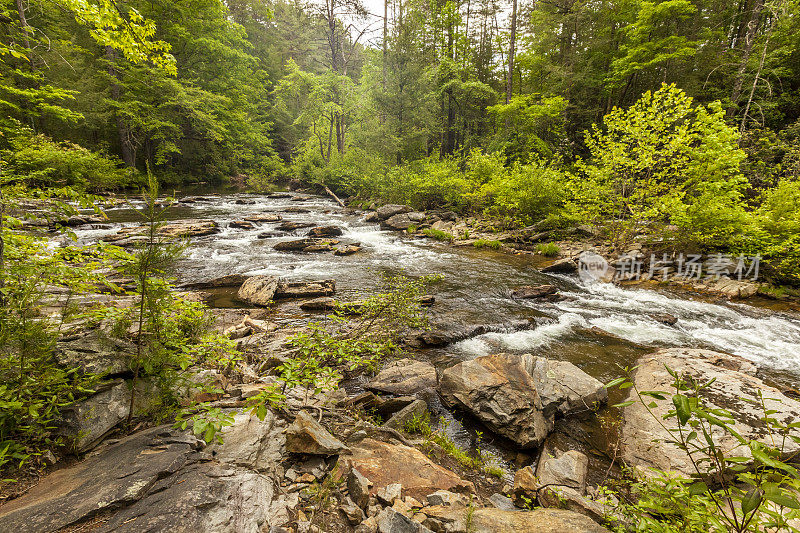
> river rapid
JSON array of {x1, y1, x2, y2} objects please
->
[{"x1": 70, "y1": 190, "x2": 800, "y2": 472}]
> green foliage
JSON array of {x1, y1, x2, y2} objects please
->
[
  {"x1": 422, "y1": 228, "x2": 454, "y2": 242},
  {"x1": 473, "y1": 239, "x2": 502, "y2": 250},
  {"x1": 605, "y1": 367, "x2": 800, "y2": 532},
  {"x1": 536, "y1": 242, "x2": 560, "y2": 257},
  {"x1": 173, "y1": 405, "x2": 235, "y2": 445},
  {"x1": 568, "y1": 84, "x2": 748, "y2": 249}
]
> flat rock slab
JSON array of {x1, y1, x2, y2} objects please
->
[
  {"x1": 0, "y1": 413, "x2": 287, "y2": 533},
  {"x1": 339, "y1": 438, "x2": 474, "y2": 502},
  {"x1": 621, "y1": 348, "x2": 800, "y2": 477},
  {"x1": 366, "y1": 358, "x2": 437, "y2": 395},
  {"x1": 521, "y1": 355, "x2": 608, "y2": 417},
  {"x1": 0, "y1": 427, "x2": 200, "y2": 533}
]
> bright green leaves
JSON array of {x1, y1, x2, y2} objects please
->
[{"x1": 58, "y1": 0, "x2": 176, "y2": 75}]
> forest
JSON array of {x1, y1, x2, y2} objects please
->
[{"x1": 3, "y1": 0, "x2": 800, "y2": 532}]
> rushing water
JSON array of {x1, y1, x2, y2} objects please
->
[{"x1": 73, "y1": 191, "x2": 800, "y2": 389}]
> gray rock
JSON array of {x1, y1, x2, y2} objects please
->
[
  {"x1": 275, "y1": 279, "x2": 336, "y2": 298},
  {"x1": 59, "y1": 380, "x2": 131, "y2": 453},
  {"x1": 300, "y1": 297, "x2": 337, "y2": 311},
  {"x1": 382, "y1": 213, "x2": 417, "y2": 231},
  {"x1": 439, "y1": 354, "x2": 552, "y2": 448},
  {"x1": 376, "y1": 507, "x2": 434, "y2": 533},
  {"x1": 55, "y1": 330, "x2": 133, "y2": 376},
  {"x1": 276, "y1": 221, "x2": 315, "y2": 231},
  {"x1": 206, "y1": 411, "x2": 285, "y2": 473},
  {"x1": 367, "y1": 359, "x2": 437, "y2": 395},
  {"x1": 536, "y1": 450, "x2": 589, "y2": 493},
  {"x1": 377, "y1": 483, "x2": 403, "y2": 505},
  {"x1": 341, "y1": 496, "x2": 366, "y2": 525},
  {"x1": 334, "y1": 244, "x2": 361, "y2": 256},
  {"x1": 540, "y1": 257, "x2": 577, "y2": 274},
  {"x1": 274, "y1": 238, "x2": 331, "y2": 251},
  {"x1": 383, "y1": 400, "x2": 428, "y2": 431},
  {"x1": 348, "y1": 468, "x2": 373, "y2": 509},
  {"x1": 425, "y1": 490, "x2": 467, "y2": 508},
  {"x1": 521, "y1": 355, "x2": 608, "y2": 417},
  {"x1": 244, "y1": 213, "x2": 282, "y2": 222},
  {"x1": 488, "y1": 493, "x2": 517, "y2": 511},
  {"x1": 620, "y1": 348, "x2": 800, "y2": 477},
  {"x1": 285, "y1": 411, "x2": 349, "y2": 456},
  {"x1": 237, "y1": 275, "x2": 279, "y2": 306},
  {"x1": 377, "y1": 204, "x2": 413, "y2": 220},
  {"x1": 510, "y1": 284, "x2": 558, "y2": 299}
]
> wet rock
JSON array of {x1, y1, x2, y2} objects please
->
[
  {"x1": 235, "y1": 198, "x2": 256, "y2": 205},
  {"x1": 103, "y1": 219, "x2": 219, "y2": 245},
  {"x1": 300, "y1": 297, "x2": 337, "y2": 311},
  {"x1": 230, "y1": 220, "x2": 256, "y2": 230},
  {"x1": 412, "y1": 320, "x2": 533, "y2": 348},
  {"x1": 427, "y1": 209, "x2": 457, "y2": 222},
  {"x1": 439, "y1": 354, "x2": 552, "y2": 448},
  {"x1": 275, "y1": 279, "x2": 335, "y2": 298},
  {"x1": 237, "y1": 275, "x2": 279, "y2": 306},
  {"x1": 366, "y1": 359, "x2": 437, "y2": 395},
  {"x1": 55, "y1": 330, "x2": 133, "y2": 376},
  {"x1": 649, "y1": 313, "x2": 678, "y2": 326},
  {"x1": 285, "y1": 411, "x2": 349, "y2": 456},
  {"x1": 57, "y1": 214, "x2": 107, "y2": 227},
  {"x1": 382, "y1": 213, "x2": 418, "y2": 231},
  {"x1": 349, "y1": 468, "x2": 373, "y2": 509},
  {"x1": 383, "y1": 399, "x2": 428, "y2": 431},
  {"x1": 521, "y1": 355, "x2": 608, "y2": 417},
  {"x1": 307, "y1": 225, "x2": 344, "y2": 237},
  {"x1": 365, "y1": 212, "x2": 381, "y2": 223},
  {"x1": 334, "y1": 244, "x2": 361, "y2": 256},
  {"x1": 274, "y1": 238, "x2": 322, "y2": 251},
  {"x1": 291, "y1": 195, "x2": 311, "y2": 202},
  {"x1": 339, "y1": 438, "x2": 474, "y2": 502},
  {"x1": 268, "y1": 192, "x2": 293, "y2": 198},
  {"x1": 698, "y1": 276, "x2": 760, "y2": 299},
  {"x1": 244, "y1": 213, "x2": 283, "y2": 222},
  {"x1": 58, "y1": 380, "x2": 131, "y2": 453},
  {"x1": 303, "y1": 243, "x2": 337, "y2": 252},
  {"x1": 620, "y1": 348, "x2": 800, "y2": 477},
  {"x1": 377, "y1": 204, "x2": 413, "y2": 220},
  {"x1": 540, "y1": 257, "x2": 577, "y2": 274},
  {"x1": 282, "y1": 207, "x2": 310, "y2": 213},
  {"x1": 276, "y1": 221, "x2": 315, "y2": 231},
  {"x1": 181, "y1": 274, "x2": 248, "y2": 289},
  {"x1": 510, "y1": 284, "x2": 559, "y2": 299}
]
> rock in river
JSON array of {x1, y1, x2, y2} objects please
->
[
  {"x1": 540, "y1": 257, "x2": 577, "y2": 274},
  {"x1": 439, "y1": 353, "x2": 552, "y2": 448},
  {"x1": 376, "y1": 204, "x2": 413, "y2": 220},
  {"x1": 307, "y1": 225, "x2": 344, "y2": 237},
  {"x1": 237, "y1": 275, "x2": 279, "y2": 306},
  {"x1": 521, "y1": 355, "x2": 608, "y2": 417}
]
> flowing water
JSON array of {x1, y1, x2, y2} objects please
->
[{"x1": 69, "y1": 190, "x2": 800, "y2": 474}]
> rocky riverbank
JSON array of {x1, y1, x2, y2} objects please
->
[{"x1": 4, "y1": 190, "x2": 799, "y2": 532}]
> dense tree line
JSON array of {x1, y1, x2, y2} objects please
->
[{"x1": 2, "y1": 0, "x2": 800, "y2": 283}]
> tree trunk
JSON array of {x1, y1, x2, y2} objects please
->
[
  {"x1": 506, "y1": 0, "x2": 517, "y2": 104},
  {"x1": 105, "y1": 47, "x2": 136, "y2": 167},
  {"x1": 728, "y1": 0, "x2": 765, "y2": 118}
]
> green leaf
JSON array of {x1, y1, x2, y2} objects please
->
[
  {"x1": 742, "y1": 488, "x2": 762, "y2": 516},
  {"x1": 612, "y1": 400, "x2": 636, "y2": 408},
  {"x1": 673, "y1": 394, "x2": 691, "y2": 426},
  {"x1": 688, "y1": 481, "x2": 709, "y2": 495},
  {"x1": 765, "y1": 494, "x2": 800, "y2": 509}
]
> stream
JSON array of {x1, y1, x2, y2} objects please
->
[{"x1": 70, "y1": 190, "x2": 800, "y2": 477}]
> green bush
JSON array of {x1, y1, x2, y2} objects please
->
[
  {"x1": 536, "y1": 242, "x2": 560, "y2": 256},
  {"x1": 422, "y1": 228, "x2": 455, "y2": 242},
  {"x1": 473, "y1": 239, "x2": 502, "y2": 250}
]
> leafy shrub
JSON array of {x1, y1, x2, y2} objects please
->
[
  {"x1": 422, "y1": 228, "x2": 454, "y2": 242},
  {"x1": 473, "y1": 239, "x2": 501, "y2": 250},
  {"x1": 536, "y1": 242, "x2": 560, "y2": 256}
]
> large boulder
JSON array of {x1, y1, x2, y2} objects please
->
[
  {"x1": 243, "y1": 213, "x2": 282, "y2": 223},
  {"x1": 421, "y1": 507, "x2": 608, "y2": 533},
  {"x1": 0, "y1": 415, "x2": 290, "y2": 533},
  {"x1": 58, "y1": 380, "x2": 131, "y2": 453},
  {"x1": 540, "y1": 257, "x2": 577, "y2": 274},
  {"x1": 620, "y1": 348, "x2": 800, "y2": 477},
  {"x1": 520, "y1": 355, "x2": 608, "y2": 417},
  {"x1": 439, "y1": 354, "x2": 552, "y2": 448},
  {"x1": 382, "y1": 213, "x2": 418, "y2": 231},
  {"x1": 55, "y1": 330, "x2": 133, "y2": 376},
  {"x1": 276, "y1": 221, "x2": 315, "y2": 231},
  {"x1": 366, "y1": 359, "x2": 437, "y2": 395},
  {"x1": 377, "y1": 204, "x2": 413, "y2": 220},
  {"x1": 237, "y1": 275, "x2": 279, "y2": 306},
  {"x1": 339, "y1": 438, "x2": 474, "y2": 502}
]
